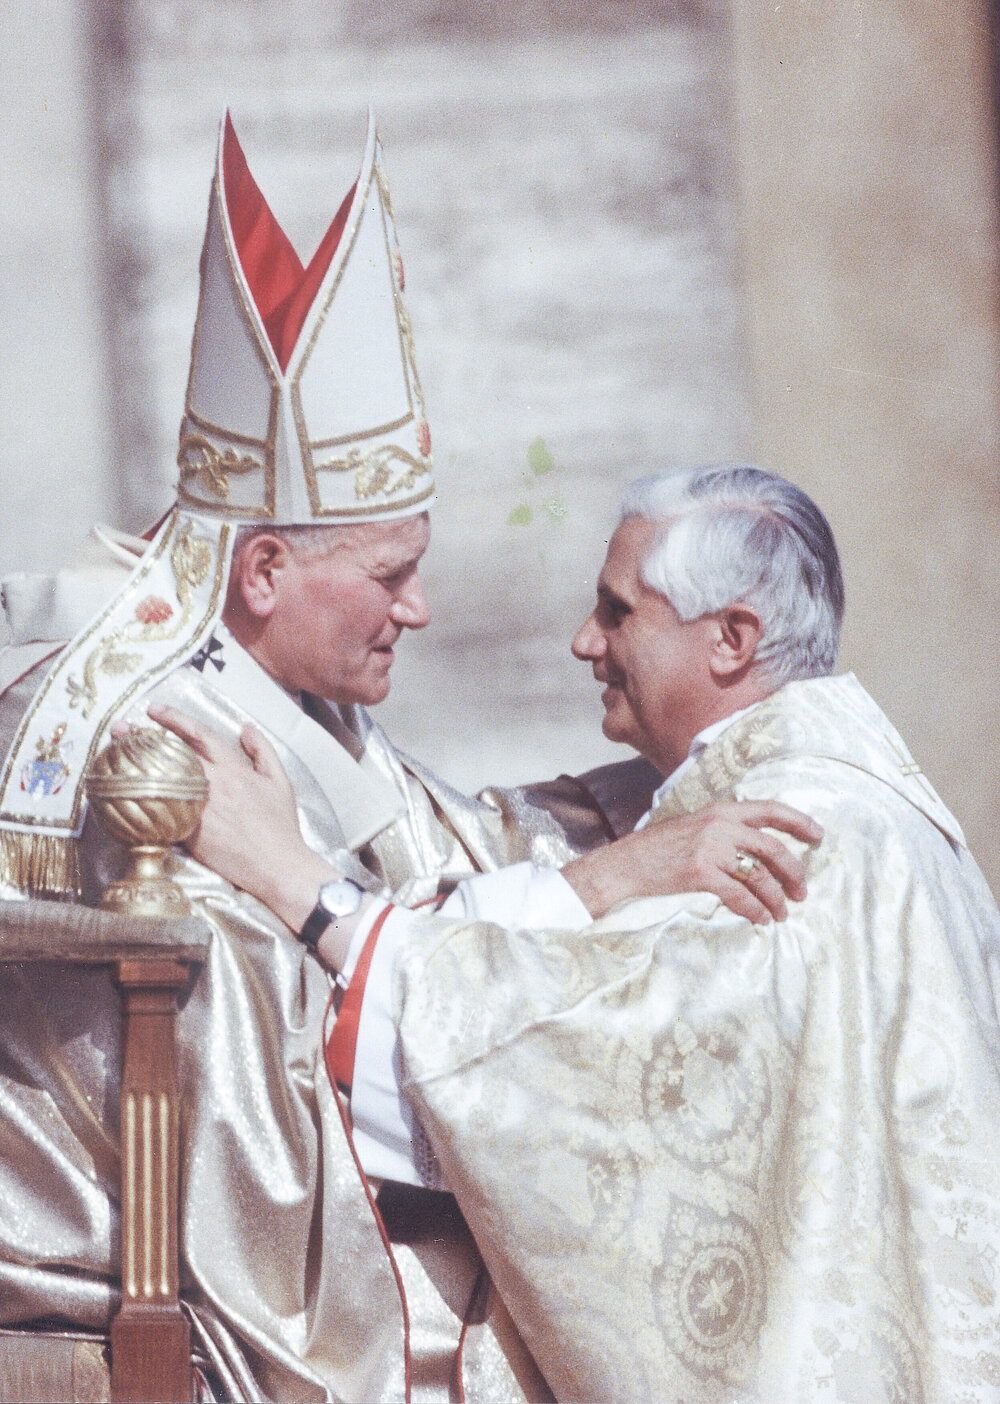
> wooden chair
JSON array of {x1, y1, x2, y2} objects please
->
[
  {"x1": 1, "y1": 728, "x2": 212, "y2": 1403},
  {"x1": 0, "y1": 901, "x2": 210, "y2": 1403}
]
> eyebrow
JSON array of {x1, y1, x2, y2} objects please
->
[
  {"x1": 596, "y1": 583, "x2": 631, "y2": 611},
  {"x1": 373, "y1": 551, "x2": 422, "y2": 575}
]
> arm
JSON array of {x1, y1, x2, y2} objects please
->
[
  {"x1": 562, "y1": 800, "x2": 821, "y2": 925},
  {"x1": 149, "y1": 704, "x2": 822, "y2": 955}
]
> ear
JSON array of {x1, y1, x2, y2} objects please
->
[
  {"x1": 708, "y1": 603, "x2": 763, "y2": 680},
  {"x1": 225, "y1": 534, "x2": 294, "y2": 622}
]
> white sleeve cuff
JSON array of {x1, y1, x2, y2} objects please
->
[
  {"x1": 442, "y1": 860, "x2": 592, "y2": 930},
  {"x1": 337, "y1": 898, "x2": 392, "y2": 986},
  {"x1": 348, "y1": 906, "x2": 442, "y2": 1187}
]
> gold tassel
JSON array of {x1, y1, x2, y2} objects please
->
[{"x1": 0, "y1": 830, "x2": 81, "y2": 899}]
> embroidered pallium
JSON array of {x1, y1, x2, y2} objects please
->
[
  {"x1": 0, "y1": 512, "x2": 231, "y2": 862},
  {"x1": 66, "y1": 520, "x2": 214, "y2": 719},
  {"x1": 20, "y1": 723, "x2": 72, "y2": 797}
]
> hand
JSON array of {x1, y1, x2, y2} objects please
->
[
  {"x1": 146, "y1": 703, "x2": 335, "y2": 933},
  {"x1": 561, "y1": 800, "x2": 823, "y2": 924}
]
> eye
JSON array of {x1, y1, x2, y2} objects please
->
[
  {"x1": 378, "y1": 564, "x2": 416, "y2": 591},
  {"x1": 597, "y1": 594, "x2": 629, "y2": 626}
]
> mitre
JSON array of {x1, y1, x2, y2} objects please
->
[
  {"x1": 178, "y1": 109, "x2": 433, "y2": 523},
  {"x1": 0, "y1": 110, "x2": 432, "y2": 894}
]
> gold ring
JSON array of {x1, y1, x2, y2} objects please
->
[{"x1": 734, "y1": 851, "x2": 759, "y2": 882}]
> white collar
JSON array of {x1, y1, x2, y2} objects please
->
[
  {"x1": 635, "y1": 702, "x2": 761, "y2": 830},
  {"x1": 182, "y1": 622, "x2": 406, "y2": 850}
]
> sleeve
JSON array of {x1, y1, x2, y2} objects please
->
[{"x1": 344, "y1": 862, "x2": 592, "y2": 1186}]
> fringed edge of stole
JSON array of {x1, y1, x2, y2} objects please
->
[{"x1": 0, "y1": 831, "x2": 81, "y2": 899}]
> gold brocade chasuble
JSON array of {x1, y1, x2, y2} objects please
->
[{"x1": 396, "y1": 674, "x2": 1000, "y2": 1404}]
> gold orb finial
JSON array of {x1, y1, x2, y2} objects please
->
[{"x1": 86, "y1": 727, "x2": 209, "y2": 916}]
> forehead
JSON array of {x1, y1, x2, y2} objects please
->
[
  {"x1": 336, "y1": 512, "x2": 431, "y2": 568},
  {"x1": 599, "y1": 516, "x2": 662, "y2": 594}
]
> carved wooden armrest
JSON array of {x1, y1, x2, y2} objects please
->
[
  {"x1": 0, "y1": 902, "x2": 210, "y2": 1404},
  {"x1": 0, "y1": 728, "x2": 214, "y2": 1403}
]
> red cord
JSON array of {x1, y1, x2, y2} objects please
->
[{"x1": 323, "y1": 907, "x2": 412, "y2": 1402}]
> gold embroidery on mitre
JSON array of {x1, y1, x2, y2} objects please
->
[
  {"x1": 66, "y1": 520, "x2": 214, "y2": 719},
  {"x1": 177, "y1": 432, "x2": 264, "y2": 502},
  {"x1": 314, "y1": 444, "x2": 431, "y2": 501},
  {"x1": 374, "y1": 163, "x2": 433, "y2": 468}
]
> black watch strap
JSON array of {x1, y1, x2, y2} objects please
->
[
  {"x1": 297, "y1": 878, "x2": 365, "y2": 952},
  {"x1": 298, "y1": 904, "x2": 333, "y2": 952}
]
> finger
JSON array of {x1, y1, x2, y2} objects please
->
[
  {"x1": 732, "y1": 801, "x2": 823, "y2": 844},
  {"x1": 735, "y1": 863, "x2": 788, "y2": 922},
  {"x1": 239, "y1": 724, "x2": 287, "y2": 781},
  {"x1": 715, "y1": 875, "x2": 773, "y2": 926},
  {"x1": 735, "y1": 830, "x2": 808, "y2": 901},
  {"x1": 146, "y1": 703, "x2": 226, "y2": 764}
]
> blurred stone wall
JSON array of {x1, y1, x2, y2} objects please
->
[
  {"x1": 1, "y1": 0, "x2": 749, "y2": 790},
  {"x1": 731, "y1": 0, "x2": 1000, "y2": 888},
  {"x1": 0, "y1": 1, "x2": 116, "y2": 567}
]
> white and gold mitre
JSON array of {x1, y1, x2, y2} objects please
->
[
  {"x1": 0, "y1": 111, "x2": 433, "y2": 895},
  {"x1": 177, "y1": 108, "x2": 433, "y2": 524}
]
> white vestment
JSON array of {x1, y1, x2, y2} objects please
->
[{"x1": 391, "y1": 674, "x2": 1000, "y2": 1403}]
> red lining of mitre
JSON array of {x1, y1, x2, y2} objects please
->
[{"x1": 222, "y1": 114, "x2": 356, "y2": 373}]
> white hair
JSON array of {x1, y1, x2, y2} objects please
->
[
  {"x1": 618, "y1": 464, "x2": 844, "y2": 685},
  {"x1": 232, "y1": 522, "x2": 354, "y2": 561}
]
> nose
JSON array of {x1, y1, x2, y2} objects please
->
[
  {"x1": 391, "y1": 573, "x2": 431, "y2": 631},
  {"x1": 571, "y1": 611, "x2": 604, "y2": 662}
]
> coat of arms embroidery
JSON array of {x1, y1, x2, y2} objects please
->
[{"x1": 20, "y1": 722, "x2": 72, "y2": 797}]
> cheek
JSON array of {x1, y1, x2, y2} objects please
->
[{"x1": 335, "y1": 588, "x2": 392, "y2": 654}]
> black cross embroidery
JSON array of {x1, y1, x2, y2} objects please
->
[{"x1": 190, "y1": 635, "x2": 225, "y2": 673}]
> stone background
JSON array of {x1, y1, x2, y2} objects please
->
[
  {"x1": 1, "y1": 0, "x2": 749, "y2": 785},
  {"x1": 2, "y1": 0, "x2": 999, "y2": 886}
]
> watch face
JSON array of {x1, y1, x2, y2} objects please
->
[{"x1": 319, "y1": 878, "x2": 364, "y2": 919}]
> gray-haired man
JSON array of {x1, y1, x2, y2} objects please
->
[{"x1": 165, "y1": 463, "x2": 1000, "y2": 1403}]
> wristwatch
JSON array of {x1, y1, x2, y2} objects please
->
[{"x1": 298, "y1": 877, "x2": 365, "y2": 952}]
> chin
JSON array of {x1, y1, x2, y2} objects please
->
[
  {"x1": 358, "y1": 674, "x2": 393, "y2": 706},
  {"x1": 322, "y1": 671, "x2": 392, "y2": 706},
  {"x1": 600, "y1": 710, "x2": 630, "y2": 746}
]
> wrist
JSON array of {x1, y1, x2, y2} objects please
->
[
  {"x1": 260, "y1": 849, "x2": 340, "y2": 933},
  {"x1": 314, "y1": 892, "x2": 377, "y2": 973},
  {"x1": 560, "y1": 851, "x2": 614, "y2": 919}
]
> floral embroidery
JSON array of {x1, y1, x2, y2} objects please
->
[{"x1": 135, "y1": 595, "x2": 173, "y2": 626}]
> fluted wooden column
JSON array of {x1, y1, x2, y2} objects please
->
[
  {"x1": 111, "y1": 957, "x2": 191, "y2": 1404},
  {"x1": 0, "y1": 901, "x2": 210, "y2": 1404}
]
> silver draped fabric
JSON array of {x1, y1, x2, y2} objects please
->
[
  {"x1": 0, "y1": 628, "x2": 657, "y2": 1402},
  {"x1": 397, "y1": 674, "x2": 1000, "y2": 1403}
]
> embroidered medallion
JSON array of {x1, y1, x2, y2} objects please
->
[{"x1": 19, "y1": 723, "x2": 72, "y2": 797}]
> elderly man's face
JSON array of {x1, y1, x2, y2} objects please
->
[
  {"x1": 572, "y1": 516, "x2": 718, "y2": 775},
  {"x1": 249, "y1": 514, "x2": 431, "y2": 704}
]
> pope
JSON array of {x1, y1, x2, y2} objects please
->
[{"x1": 0, "y1": 115, "x2": 818, "y2": 1400}]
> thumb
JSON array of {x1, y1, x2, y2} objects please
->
[{"x1": 239, "y1": 723, "x2": 286, "y2": 781}]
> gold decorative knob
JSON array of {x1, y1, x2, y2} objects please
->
[{"x1": 85, "y1": 727, "x2": 209, "y2": 917}]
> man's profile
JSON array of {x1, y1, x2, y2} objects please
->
[{"x1": 173, "y1": 463, "x2": 1000, "y2": 1402}]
